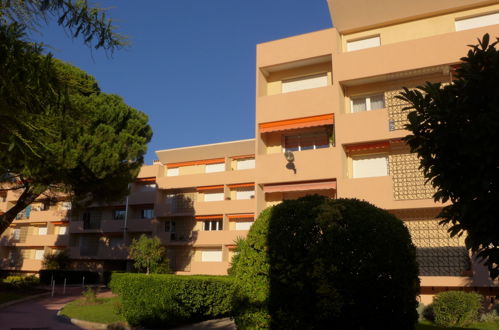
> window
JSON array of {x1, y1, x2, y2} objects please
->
[
  {"x1": 83, "y1": 209, "x2": 102, "y2": 229},
  {"x1": 80, "y1": 236, "x2": 99, "y2": 256},
  {"x1": 58, "y1": 226, "x2": 67, "y2": 235},
  {"x1": 60, "y1": 202, "x2": 72, "y2": 210},
  {"x1": 455, "y1": 12, "x2": 499, "y2": 31},
  {"x1": 201, "y1": 250, "x2": 223, "y2": 262},
  {"x1": 138, "y1": 183, "x2": 156, "y2": 192},
  {"x1": 12, "y1": 228, "x2": 20, "y2": 240},
  {"x1": 281, "y1": 73, "x2": 328, "y2": 93},
  {"x1": 141, "y1": 208, "x2": 154, "y2": 219},
  {"x1": 235, "y1": 221, "x2": 253, "y2": 230},
  {"x1": 34, "y1": 249, "x2": 45, "y2": 260},
  {"x1": 38, "y1": 227, "x2": 47, "y2": 235},
  {"x1": 236, "y1": 158, "x2": 255, "y2": 170},
  {"x1": 346, "y1": 35, "x2": 381, "y2": 52},
  {"x1": 205, "y1": 163, "x2": 225, "y2": 173},
  {"x1": 352, "y1": 155, "x2": 388, "y2": 178},
  {"x1": 284, "y1": 131, "x2": 330, "y2": 152},
  {"x1": 166, "y1": 168, "x2": 179, "y2": 176},
  {"x1": 235, "y1": 188, "x2": 255, "y2": 200},
  {"x1": 204, "y1": 220, "x2": 223, "y2": 231},
  {"x1": 203, "y1": 191, "x2": 224, "y2": 202},
  {"x1": 165, "y1": 220, "x2": 176, "y2": 233},
  {"x1": 113, "y1": 209, "x2": 126, "y2": 220},
  {"x1": 351, "y1": 94, "x2": 385, "y2": 112},
  {"x1": 109, "y1": 237, "x2": 123, "y2": 248}
]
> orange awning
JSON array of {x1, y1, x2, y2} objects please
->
[
  {"x1": 196, "y1": 185, "x2": 224, "y2": 191},
  {"x1": 136, "y1": 177, "x2": 155, "y2": 182},
  {"x1": 259, "y1": 114, "x2": 334, "y2": 133},
  {"x1": 228, "y1": 213, "x2": 254, "y2": 221},
  {"x1": 228, "y1": 183, "x2": 254, "y2": 189},
  {"x1": 167, "y1": 158, "x2": 225, "y2": 168},
  {"x1": 345, "y1": 141, "x2": 390, "y2": 154},
  {"x1": 263, "y1": 180, "x2": 336, "y2": 193},
  {"x1": 232, "y1": 154, "x2": 255, "y2": 160},
  {"x1": 195, "y1": 215, "x2": 223, "y2": 220}
]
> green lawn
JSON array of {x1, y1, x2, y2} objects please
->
[
  {"x1": 60, "y1": 296, "x2": 127, "y2": 324},
  {"x1": 417, "y1": 320, "x2": 499, "y2": 330}
]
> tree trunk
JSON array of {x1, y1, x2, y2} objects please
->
[{"x1": 0, "y1": 184, "x2": 42, "y2": 235}]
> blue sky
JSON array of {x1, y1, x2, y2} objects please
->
[{"x1": 31, "y1": 1, "x2": 332, "y2": 164}]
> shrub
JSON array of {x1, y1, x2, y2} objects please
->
[
  {"x1": 82, "y1": 286, "x2": 98, "y2": 304},
  {"x1": 39, "y1": 270, "x2": 99, "y2": 285},
  {"x1": 480, "y1": 310, "x2": 499, "y2": 323},
  {"x1": 422, "y1": 304, "x2": 435, "y2": 322},
  {"x1": 432, "y1": 291, "x2": 482, "y2": 327},
  {"x1": 3, "y1": 275, "x2": 39, "y2": 288},
  {"x1": 109, "y1": 273, "x2": 235, "y2": 328},
  {"x1": 42, "y1": 249, "x2": 70, "y2": 270},
  {"x1": 231, "y1": 196, "x2": 420, "y2": 330}
]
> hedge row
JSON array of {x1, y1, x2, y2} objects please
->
[
  {"x1": 39, "y1": 270, "x2": 100, "y2": 285},
  {"x1": 109, "y1": 273, "x2": 235, "y2": 328}
]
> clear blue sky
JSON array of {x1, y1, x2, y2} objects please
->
[{"x1": 30, "y1": 1, "x2": 332, "y2": 164}]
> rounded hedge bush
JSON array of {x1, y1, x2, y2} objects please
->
[
  {"x1": 232, "y1": 195, "x2": 420, "y2": 329},
  {"x1": 432, "y1": 291, "x2": 482, "y2": 327}
]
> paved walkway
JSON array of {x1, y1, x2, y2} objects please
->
[{"x1": 0, "y1": 287, "x2": 85, "y2": 330}]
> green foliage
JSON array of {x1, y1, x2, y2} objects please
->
[
  {"x1": 60, "y1": 296, "x2": 126, "y2": 325},
  {"x1": 129, "y1": 235, "x2": 169, "y2": 275},
  {"x1": 231, "y1": 196, "x2": 420, "y2": 330},
  {"x1": 480, "y1": 310, "x2": 499, "y2": 323},
  {"x1": 3, "y1": 275, "x2": 40, "y2": 288},
  {"x1": 432, "y1": 291, "x2": 482, "y2": 327},
  {"x1": 82, "y1": 286, "x2": 98, "y2": 304},
  {"x1": 422, "y1": 304, "x2": 436, "y2": 322},
  {"x1": 42, "y1": 249, "x2": 70, "y2": 270},
  {"x1": 109, "y1": 273, "x2": 235, "y2": 328},
  {"x1": 398, "y1": 34, "x2": 499, "y2": 279}
]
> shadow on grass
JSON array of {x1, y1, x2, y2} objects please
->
[{"x1": 416, "y1": 321, "x2": 478, "y2": 330}]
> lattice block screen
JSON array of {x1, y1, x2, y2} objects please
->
[
  {"x1": 385, "y1": 89, "x2": 412, "y2": 130},
  {"x1": 389, "y1": 153, "x2": 435, "y2": 200},
  {"x1": 406, "y1": 219, "x2": 470, "y2": 276}
]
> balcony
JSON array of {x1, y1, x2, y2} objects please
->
[
  {"x1": 0, "y1": 258, "x2": 43, "y2": 272},
  {"x1": 127, "y1": 190, "x2": 156, "y2": 205},
  {"x1": 28, "y1": 209, "x2": 70, "y2": 222},
  {"x1": 178, "y1": 261, "x2": 231, "y2": 276},
  {"x1": 256, "y1": 85, "x2": 337, "y2": 124},
  {"x1": 0, "y1": 234, "x2": 69, "y2": 247},
  {"x1": 333, "y1": 25, "x2": 499, "y2": 83},
  {"x1": 337, "y1": 176, "x2": 442, "y2": 210},
  {"x1": 155, "y1": 199, "x2": 255, "y2": 218},
  {"x1": 156, "y1": 169, "x2": 255, "y2": 190},
  {"x1": 69, "y1": 246, "x2": 129, "y2": 260},
  {"x1": 157, "y1": 230, "x2": 248, "y2": 247},
  {"x1": 256, "y1": 147, "x2": 340, "y2": 185},
  {"x1": 335, "y1": 109, "x2": 407, "y2": 145},
  {"x1": 69, "y1": 218, "x2": 153, "y2": 234}
]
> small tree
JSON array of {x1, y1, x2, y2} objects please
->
[
  {"x1": 42, "y1": 249, "x2": 70, "y2": 270},
  {"x1": 398, "y1": 34, "x2": 499, "y2": 279},
  {"x1": 129, "y1": 234, "x2": 168, "y2": 275}
]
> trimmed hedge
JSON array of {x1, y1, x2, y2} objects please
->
[
  {"x1": 231, "y1": 196, "x2": 420, "y2": 329},
  {"x1": 3, "y1": 275, "x2": 39, "y2": 288},
  {"x1": 109, "y1": 273, "x2": 235, "y2": 328},
  {"x1": 433, "y1": 291, "x2": 482, "y2": 327},
  {"x1": 39, "y1": 270, "x2": 99, "y2": 285}
]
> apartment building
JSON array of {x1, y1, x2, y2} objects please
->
[{"x1": 1, "y1": 0, "x2": 498, "y2": 303}]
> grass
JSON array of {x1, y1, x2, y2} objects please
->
[
  {"x1": 417, "y1": 320, "x2": 499, "y2": 330},
  {"x1": 60, "y1": 296, "x2": 126, "y2": 324}
]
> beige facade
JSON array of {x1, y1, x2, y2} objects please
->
[{"x1": 1, "y1": 0, "x2": 498, "y2": 303}]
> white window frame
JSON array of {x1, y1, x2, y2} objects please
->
[
  {"x1": 350, "y1": 93, "x2": 385, "y2": 113},
  {"x1": 236, "y1": 159, "x2": 255, "y2": 170},
  {"x1": 235, "y1": 190, "x2": 255, "y2": 200},
  {"x1": 166, "y1": 168, "x2": 179, "y2": 176},
  {"x1": 34, "y1": 249, "x2": 45, "y2": 260},
  {"x1": 455, "y1": 12, "x2": 499, "y2": 31},
  {"x1": 58, "y1": 226, "x2": 67, "y2": 235},
  {"x1": 204, "y1": 220, "x2": 223, "y2": 231},
  {"x1": 283, "y1": 131, "x2": 330, "y2": 152},
  {"x1": 12, "y1": 228, "x2": 21, "y2": 240},
  {"x1": 201, "y1": 250, "x2": 223, "y2": 262},
  {"x1": 38, "y1": 227, "x2": 48, "y2": 235},
  {"x1": 203, "y1": 191, "x2": 224, "y2": 202},
  {"x1": 235, "y1": 221, "x2": 253, "y2": 231},
  {"x1": 205, "y1": 163, "x2": 225, "y2": 173},
  {"x1": 346, "y1": 35, "x2": 381, "y2": 52},
  {"x1": 352, "y1": 154, "x2": 389, "y2": 179},
  {"x1": 281, "y1": 73, "x2": 328, "y2": 94}
]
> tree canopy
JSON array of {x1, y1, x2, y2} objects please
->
[
  {"x1": 0, "y1": 58, "x2": 152, "y2": 234},
  {"x1": 399, "y1": 34, "x2": 499, "y2": 279},
  {"x1": 129, "y1": 234, "x2": 169, "y2": 275}
]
